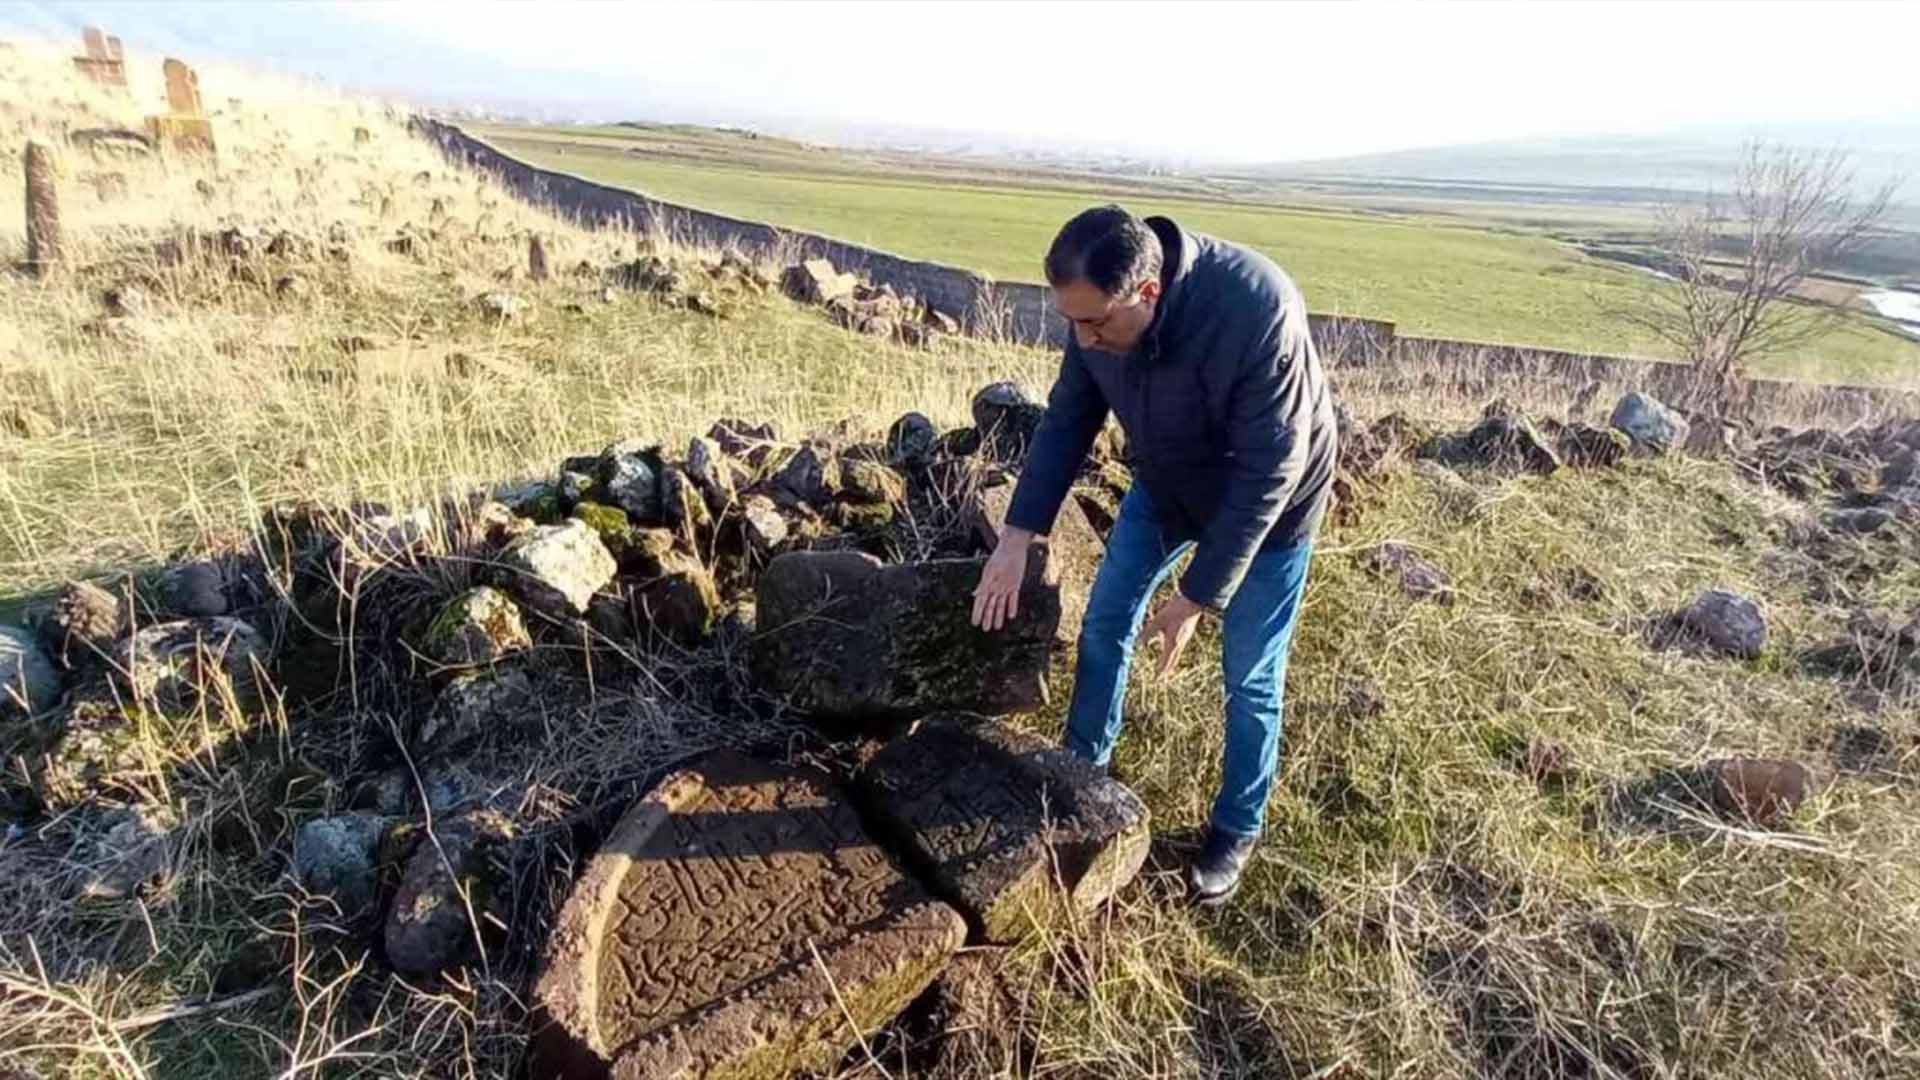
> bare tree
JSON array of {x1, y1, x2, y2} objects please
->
[{"x1": 1611, "y1": 141, "x2": 1898, "y2": 414}]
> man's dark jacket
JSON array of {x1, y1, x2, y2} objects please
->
[{"x1": 1005, "y1": 215, "x2": 1338, "y2": 612}]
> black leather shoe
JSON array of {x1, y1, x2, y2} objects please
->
[{"x1": 1188, "y1": 827, "x2": 1257, "y2": 907}]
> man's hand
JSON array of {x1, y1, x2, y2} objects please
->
[
  {"x1": 1140, "y1": 592, "x2": 1205, "y2": 678},
  {"x1": 971, "y1": 527, "x2": 1034, "y2": 631}
]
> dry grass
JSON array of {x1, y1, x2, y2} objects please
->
[{"x1": 4, "y1": 36, "x2": 1920, "y2": 1080}]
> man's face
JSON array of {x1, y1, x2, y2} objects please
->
[{"x1": 1053, "y1": 276, "x2": 1161, "y2": 354}]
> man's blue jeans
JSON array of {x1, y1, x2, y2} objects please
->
[{"x1": 1063, "y1": 485, "x2": 1313, "y2": 839}]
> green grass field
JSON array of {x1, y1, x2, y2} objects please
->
[{"x1": 477, "y1": 123, "x2": 1920, "y2": 387}]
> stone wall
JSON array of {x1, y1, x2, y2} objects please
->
[{"x1": 411, "y1": 117, "x2": 1916, "y2": 416}]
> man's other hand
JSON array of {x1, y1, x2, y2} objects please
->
[
  {"x1": 971, "y1": 527, "x2": 1034, "y2": 631},
  {"x1": 1141, "y1": 592, "x2": 1205, "y2": 678}
]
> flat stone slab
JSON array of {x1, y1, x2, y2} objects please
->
[
  {"x1": 530, "y1": 750, "x2": 966, "y2": 1080},
  {"x1": 751, "y1": 548, "x2": 1062, "y2": 724},
  {"x1": 857, "y1": 717, "x2": 1151, "y2": 943}
]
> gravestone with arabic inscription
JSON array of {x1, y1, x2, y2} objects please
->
[
  {"x1": 530, "y1": 750, "x2": 966, "y2": 1080},
  {"x1": 858, "y1": 716, "x2": 1151, "y2": 942}
]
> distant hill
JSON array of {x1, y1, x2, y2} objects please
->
[{"x1": 1251, "y1": 126, "x2": 1920, "y2": 221}]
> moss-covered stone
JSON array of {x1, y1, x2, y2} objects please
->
[
  {"x1": 751, "y1": 548, "x2": 1060, "y2": 725},
  {"x1": 838, "y1": 459, "x2": 905, "y2": 506},
  {"x1": 419, "y1": 586, "x2": 530, "y2": 668}
]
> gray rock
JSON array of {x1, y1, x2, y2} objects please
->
[
  {"x1": 293, "y1": 813, "x2": 389, "y2": 918},
  {"x1": 346, "y1": 508, "x2": 433, "y2": 566},
  {"x1": 1676, "y1": 589, "x2": 1767, "y2": 659},
  {"x1": 39, "y1": 581, "x2": 124, "y2": 667},
  {"x1": 972, "y1": 382, "x2": 1045, "y2": 465},
  {"x1": 1367, "y1": 541, "x2": 1454, "y2": 604},
  {"x1": 604, "y1": 447, "x2": 662, "y2": 523},
  {"x1": 838, "y1": 458, "x2": 905, "y2": 506},
  {"x1": 80, "y1": 804, "x2": 179, "y2": 899},
  {"x1": 886, "y1": 412, "x2": 939, "y2": 469},
  {"x1": 1418, "y1": 412, "x2": 1560, "y2": 475},
  {"x1": 497, "y1": 520, "x2": 616, "y2": 617},
  {"x1": 120, "y1": 617, "x2": 269, "y2": 715},
  {"x1": 419, "y1": 669, "x2": 534, "y2": 757},
  {"x1": 635, "y1": 554, "x2": 722, "y2": 646},
  {"x1": 4, "y1": 626, "x2": 63, "y2": 717},
  {"x1": 384, "y1": 809, "x2": 516, "y2": 977},
  {"x1": 684, "y1": 435, "x2": 735, "y2": 510},
  {"x1": 1883, "y1": 448, "x2": 1918, "y2": 489},
  {"x1": 419, "y1": 587, "x2": 530, "y2": 668},
  {"x1": 738, "y1": 494, "x2": 788, "y2": 559},
  {"x1": 477, "y1": 290, "x2": 523, "y2": 321},
  {"x1": 660, "y1": 464, "x2": 710, "y2": 546},
  {"x1": 772, "y1": 443, "x2": 837, "y2": 506},
  {"x1": 1823, "y1": 507, "x2": 1894, "y2": 536},
  {"x1": 1610, "y1": 392, "x2": 1690, "y2": 455},
  {"x1": 163, "y1": 559, "x2": 228, "y2": 617}
]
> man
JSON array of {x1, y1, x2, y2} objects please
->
[{"x1": 971, "y1": 205, "x2": 1337, "y2": 906}]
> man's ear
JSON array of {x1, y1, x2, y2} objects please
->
[{"x1": 1137, "y1": 278, "x2": 1162, "y2": 304}]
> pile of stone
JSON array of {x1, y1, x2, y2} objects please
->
[
  {"x1": 780, "y1": 256, "x2": 961, "y2": 347},
  {"x1": 3, "y1": 379, "x2": 1139, "y2": 1013}
]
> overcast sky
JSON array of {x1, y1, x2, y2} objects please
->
[{"x1": 9, "y1": 0, "x2": 1919, "y2": 162}]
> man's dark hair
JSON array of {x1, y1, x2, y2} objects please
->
[{"x1": 1044, "y1": 205, "x2": 1162, "y2": 297}]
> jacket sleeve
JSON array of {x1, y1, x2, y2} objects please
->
[
  {"x1": 1005, "y1": 343, "x2": 1110, "y2": 536},
  {"x1": 1178, "y1": 309, "x2": 1313, "y2": 611}
]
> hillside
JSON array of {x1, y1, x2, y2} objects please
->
[
  {"x1": 4, "y1": 35, "x2": 1920, "y2": 1080},
  {"x1": 476, "y1": 120, "x2": 1920, "y2": 386}
]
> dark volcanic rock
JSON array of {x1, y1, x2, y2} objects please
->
[
  {"x1": 967, "y1": 479, "x2": 1102, "y2": 647},
  {"x1": 971, "y1": 382, "x2": 1045, "y2": 466},
  {"x1": 857, "y1": 716, "x2": 1150, "y2": 942},
  {"x1": 751, "y1": 548, "x2": 1062, "y2": 723},
  {"x1": 529, "y1": 750, "x2": 965, "y2": 1080},
  {"x1": 383, "y1": 809, "x2": 516, "y2": 978}
]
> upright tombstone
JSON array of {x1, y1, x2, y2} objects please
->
[
  {"x1": 146, "y1": 58, "x2": 216, "y2": 160},
  {"x1": 72, "y1": 26, "x2": 128, "y2": 90},
  {"x1": 162, "y1": 58, "x2": 203, "y2": 114},
  {"x1": 528, "y1": 234, "x2": 549, "y2": 281},
  {"x1": 24, "y1": 142, "x2": 61, "y2": 278}
]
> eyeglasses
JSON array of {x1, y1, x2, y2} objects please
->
[{"x1": 1062, "y1": 283, "x2": 1149, "y2": 330}]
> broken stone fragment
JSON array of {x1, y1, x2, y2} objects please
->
[
  {"x1": 79, "y1": 803, "x2": 180, "y2": 900},
  {"x1": 857, "y1": 716, "x2": 1150, "y2": 942},
  {"x1": 497, "y1": 519, "x2": 617, "y2": 617},
  {"x1": 1610, "y1": 391, "x2": 1690, "y2": 455},
  {"x1": 1673, "y1": 589, "x2": 1767, "y2": 660},
  {"x1": 38, "y1": 581, "x2": 124, "y2": 668},
  {"x1": 419, "y1": 586, "x2": 530, "y2": 668},
  {"x1": 118, "y1": 617, "x2": 269, "y2": 715},
  {"x1": 971, "y1": 381, "x2": 1045, "y2": 465},
  {"x1": 417, "y1": 668, "x2": 534, "y2": 759},
  {"x1": 837, "y1": 458, "x2": 905, "y2": 506},
  {"x1": 292, "y1": 812, "x2": 390, "y2": 919},
  {"x1": 1366, "y1": 541, "x2": 1454, "y2": 604},
  {"x1": 383, "y1": 809, "x2": 517, "y2": 978}
]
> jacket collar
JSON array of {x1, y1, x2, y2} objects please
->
[{"x1": 1139, "y1": 215, "x2": 1194, "y2": 361}]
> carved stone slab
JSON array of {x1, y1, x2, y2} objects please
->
[
  {"x1": 531, "y1": 750, "x2": 966, "y2": 1080},
  {"x1": 857, "y1": 717, "x2": 1151, "y2": 943}
]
